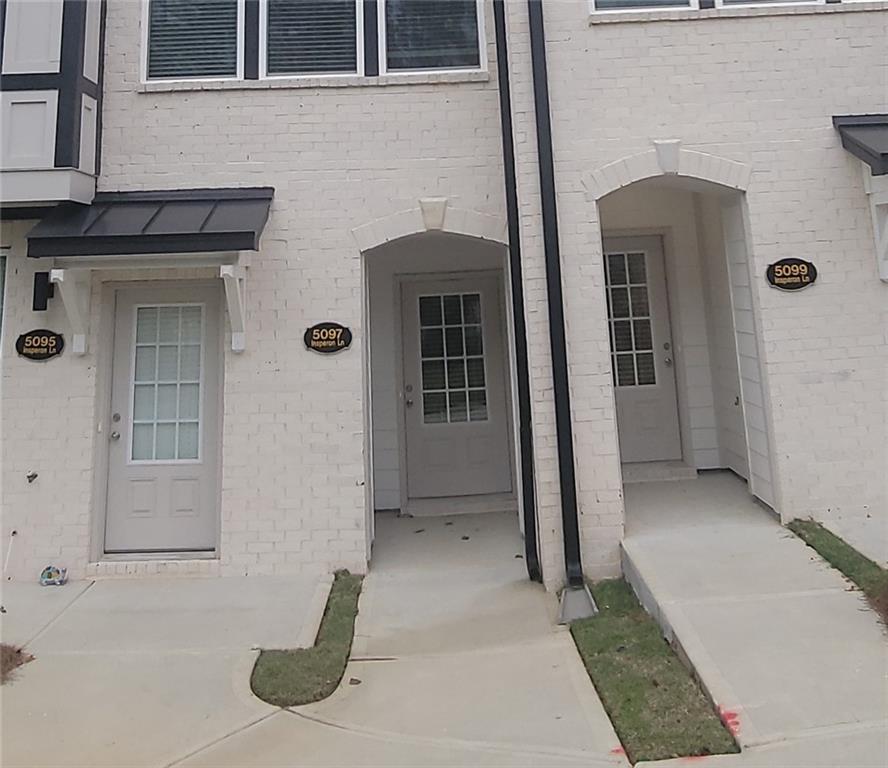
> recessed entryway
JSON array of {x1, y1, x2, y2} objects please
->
[
  {"x1": 102, "y1": 284, "x2": 222, "y2": 555},
  {"x1": 364, "y1": 232, "x2": 520, "y2": 545},
  {"x1": 598, "y1": 176, "x2": 777, "y2": 510}
]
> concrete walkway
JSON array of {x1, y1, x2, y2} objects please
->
[
  {"x1": 178, "y1": 511, "x2": 627, "y2": 767},
  {"x1": 1, "y1": 575, "x2": 328, "y2": 767},
  {"x1": 624, "y1": 472, "x2": 888, "y2": 768}
]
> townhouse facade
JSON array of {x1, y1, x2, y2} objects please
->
[{"x1": 1, "y1": 0, "x2": 885, "y2": 589}]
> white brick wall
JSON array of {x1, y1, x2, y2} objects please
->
[
  {"x1": 2, "y1": 1, "x2": 885, "y2": 587},
  {"x1": 515, "y1": 1, "x2": 888, "y2": 566}
]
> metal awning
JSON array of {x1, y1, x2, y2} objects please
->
[
  {"x1": 27, "y1": 187, "x2": 274, "y2": 258},
  {"x1": 834, "y1": 115, "x2": 888, "y2": 176}
]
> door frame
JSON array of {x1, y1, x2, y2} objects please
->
[
  {"x1": 90, "y1": 279, "x2": 225, "y2": 562},
  {"x1": 393, "y1": 269, "x2": 518, "y2": 516},
  {"x1": 601, "y1": 227, "x2": 692, "y2": 468}
]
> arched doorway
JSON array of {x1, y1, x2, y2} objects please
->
[{"x1": 595, "y1": 175, "x2": 777, "y2": 512}]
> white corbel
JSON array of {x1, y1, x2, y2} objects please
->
[
  {"x1": 862, "y1": 164, "x2": 888, "y2": 282},
  {"x1": 49, "y1": 268, "x2": 90, "y2": 355},
  {"x1": 220, "y1": 264, "x2": 247, "y2": 352}
]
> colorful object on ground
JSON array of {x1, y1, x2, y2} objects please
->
[{"x1": 39, "y1": 565, "x2": 67, "y2": 586}]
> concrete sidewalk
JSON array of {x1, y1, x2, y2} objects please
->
[
  {"x1": 624, "y1": 472, "x2": 888, "y2": 767},
  {"x1": 1, "y1": 575, "x2": 329, "y2": 767},
  {"x1": 179, "y1": 512, "x2": 628, "y2": 767}
]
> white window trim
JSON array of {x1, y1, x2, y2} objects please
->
[
  {"x1": 713, "y1": 0, "x2": 824, "y2": 8},
  {"x1": 127, "y1": 302, "x2": 207, "y2": 466},
  {"x1": 141, "y1": 0, "x2": 245, "y2": 85},
  {"x1": 0, "y1": 251, "x2": 8, "y2": 356},
  {"x1": 588, "y1": 0, "x2": 700, "y2": 14},
  {"x1": 377, "y1": 0, "x2": 487, "y2": 76},
  {"x1": 259, "y1": 0, "x2": 364, "y2": 80}
]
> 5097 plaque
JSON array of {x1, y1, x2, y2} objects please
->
[
  {"x1": 304, "y1": 322, "x2": 352, "y2": 354},
  {"x1": 16, "y1": 329, "x2": 64, "y2": 361},
  {"x1": 766, "y1": 258, "x2": 817, "y2": 291}
]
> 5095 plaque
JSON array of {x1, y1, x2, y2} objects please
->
[
  {"x1": 16, "y1": 329, "x2": 64, "y2": 361},
  {"x1": 766, "y1": 258, "x2": 817, "y2": 291},
  {"x1": 304, "y1": 322, "x2": 352, "y2": 354}
]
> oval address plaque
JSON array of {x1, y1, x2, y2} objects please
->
[
  {"x1": 766, "y1": 258, "x2": 817, "y2": 291},
  {"x1": 16, "y1": 329, "x2": 65, "y2": 361},
  {"x1": 304, "y1": 322, "x2": 352, "y2": 354}
]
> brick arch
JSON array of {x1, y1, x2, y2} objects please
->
[
  {"x1": 583, "y1": 143, "x2": 753, "y2": 201},
  {"x1": 351, "y1": 198, "x2": 508, "y2": 252}
]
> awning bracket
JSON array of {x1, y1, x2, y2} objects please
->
[
  {"x1": 49, "y1": 268, "x2": 90, "y2": 355},
  {"x1": 220, "y1": 264, "x2": 247, "y2": 352}
]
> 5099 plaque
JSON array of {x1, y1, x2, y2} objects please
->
[
  {"x1": 766, "y1": 258, "x2": 817, "y2": 291},
  {"x1": 16, "y1": 329, "x2": 65, "y2": 361},
  {"x1": 304, "y1": 322, "x2": 352, "y2": 354}
]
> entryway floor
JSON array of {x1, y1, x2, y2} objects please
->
[
  {"x1": 624, "y1": 472, "x2": 888, "y2": 766},
  {"x1": 178, "y1": 511, "x2": 627, "y2": 767}
]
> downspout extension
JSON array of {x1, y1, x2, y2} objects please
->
[
  {"x1": 493, "y1": 0, "x2": 542, "y2": 583},
  {"x1": 525, "y1": 0, "x2": 589, "y2": 598}
]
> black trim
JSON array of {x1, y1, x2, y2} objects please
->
[
  {"x1": 0, "y1": 73, "x2": 98, "y2": 97},
  {"x1": 244, "y1": 0, "x2": 260, "y2": 79},
  {"x1": 527, "y1": 0, "x2": 584, "y2": 588},
  {"x1": 363, "y1": 0, "x2": 379, "y2": 77},
  {"x1": 0, "y1": 0, "x2": 6, "y2": 66},
  {"x1": 493, "y1": 0, "x2": 541, "y2": 583},
  {"x1": 0, "y1": 206, "x2": 55, "y2": 221},
  {"x1": 29, "y1": 231, "x2": 263, "y2": 258},
  {"x1": 833, "y1": 114, "x2": 888, "y2": 176},
  {"x1": 55, "y1": 0, "x2": 89, "y2": 169},
  {"x1": 95, "y1": 0, "x2": 107, "y2": 176}
]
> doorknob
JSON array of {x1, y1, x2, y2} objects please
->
[
  {"x1": 664, "y1": 357, "x2": 673, "y2": 367},
  {"x1": 110, "y1": 431, "x2": 121, "y2": 440},
  {"x1": 405, "y1": 399, "x2": 414, "y2": 407}
]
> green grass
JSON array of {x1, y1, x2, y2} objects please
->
[
  {"x1": 251, "y1": 570, "x2": 363, "y2": 707},
  {"x1": 570, "y1": 580, "x2": 738, "y2": 764},
  {"x1": 788, "y1": 519, "x2": 888, "y2": 625}
]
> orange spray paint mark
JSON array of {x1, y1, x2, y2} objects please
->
[
  {"x1": 610, "y1": 746, "x2": 626, "y2": 755},
  {"x1": 718, "y1": 706, "x2": 741, "y2": 737}
]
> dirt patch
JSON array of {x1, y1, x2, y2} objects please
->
[{"x1": 1, "y1": 643, "x2": 34, "y2": 684}]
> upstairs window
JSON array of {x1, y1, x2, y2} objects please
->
[
  {"x1": 147, "y1": 0, "x2": 240, "y2": 80},
  {"x1": 265, "y1": 0, "x2": 359, "y2": 76},
  {"x1": 383, "y1": 0, "x2": 481, "y2": 72}
]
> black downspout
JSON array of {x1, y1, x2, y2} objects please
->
[
  {"x1": 493, "y1": 0, "x2": 541, "y2": 583},
  {"x1": 526, "y1": 0, "x2": 584, "y2": 587}
]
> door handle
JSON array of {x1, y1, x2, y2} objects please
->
[
  {"x1": 405, "y1": 399, "x2": 414, "y2": 408},
  {"x1": 664, "y1": 357, "x2": 673, "y2": 367},
  {"x1": 110, "y1": 431, "x2": 121, "y2": 441}
]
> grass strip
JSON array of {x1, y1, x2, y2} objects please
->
[
  {"x1": 788, "y1": 519, "x2": 888, "y2": 625},
  {"x1": 570, "y1": 579, "x2": 738, "y2": 764},
  {"x1": 251, "y1": 570, "x2": 362, "y2": 707}
]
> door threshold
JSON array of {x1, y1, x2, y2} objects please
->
[
  {"x1": 406, "y1": 492, "x2": 517, "y2": 517},
  {"x1": 621, "y1": 461, "x2": 698, "y2": 484},
  {"x1": 88, "y1": 553, "x2": 220, "y2": 579}
]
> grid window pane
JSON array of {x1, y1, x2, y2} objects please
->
[
  {"x1": 468, "y1": 390, "x2": 488, "y2": 420},
  {"x1": 131, "y1": 305, "x2": 203, "y2": 460},
  {"x1": 605, "y1": 251, "x2": 657, "y2": 387},
  {"x1": 419, "y1": 296, "x2": 442, "y2": 327},
  {"x1": 418, "y1": 292, "x2": 489, "y2": 423}
]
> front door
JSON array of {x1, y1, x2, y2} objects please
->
[
  {"x1": 104, "y1": 286, "x2": 221, "y2": 553},
  {"x1": 402, "y1": 276, "x2": 512, "y2": 502},
  {"x1": 604, "y1": 236, "x2": 681, "y2": 463}
]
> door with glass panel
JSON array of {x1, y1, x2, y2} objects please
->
[
  {"x1": 603, "y1": 237, "x2": 681, "y2": 463},
  {"x1": 401, "y1": 276, "x2": 512, "y2": 501},
  {"x1": 104, "y1": 286, "x2": 221, "y2": 553}
]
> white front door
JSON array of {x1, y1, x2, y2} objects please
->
[
  {"x1": 402, "y1": 276, "x2": 513, "y2": 502},
  {"x1": 604, "y1": 236, "x2": 682, "y2": 463},
  {"x1": 104, "y1": 286, "x2": 221, "y2": 553}
]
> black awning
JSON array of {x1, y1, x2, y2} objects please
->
[
  {"x1": 834, "y1": 115, "x2": 888, "y2": 176},
  {"x1": 27, "y1": 187, "x2": 274, "y2": 258}
]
